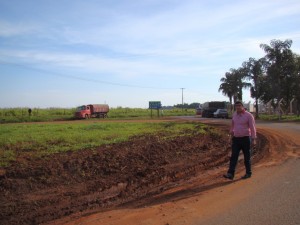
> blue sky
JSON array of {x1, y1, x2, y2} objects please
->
[{"x1": 1, "y1": 0, "x2": 300, "y2": 108}]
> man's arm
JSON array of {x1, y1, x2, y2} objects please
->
[
  {"x1": 249, "y1": 114, "x2": 257, "y2": 146},
  {"x1": 230, "y1": 118, "x2": 234, "y2": 137}
]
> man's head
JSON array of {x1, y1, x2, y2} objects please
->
[{"x1": 235, "y1": 101, "x2": 244, "y2": 113}]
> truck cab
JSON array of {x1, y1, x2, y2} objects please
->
[{"x1": 75, "y1": 105, "x2": 91, "y2": 119}]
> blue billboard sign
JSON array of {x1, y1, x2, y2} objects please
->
[{"x1": 149, "y1": 101, "x2": 162, "y2": 109}]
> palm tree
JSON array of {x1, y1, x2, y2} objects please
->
[
  {"x1": 260, "y1": 39, "x2": 296, "y2": 120},
  {"x1": 243, "y1": 57, "x2": 266, "y2": 118},
  {"x1": 219, "y1": 72, "x2": 234, "y2": 104},
  {"x1": 230, "y1": 67, "x2": 251, "y2": 102},
  {"x1": 219, "y1": 68, "x2": 251, "y2": 112},
  {"x1": 260, "y1": 39, "x2": 294, "y2": 104}
]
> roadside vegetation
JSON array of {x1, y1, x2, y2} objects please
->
[
  {"x1": 258, "y1": 114, "x2": 300, "y2": 122},
  {"x1": 0, "y1": 121, "x2": 209, "y2": 167}
]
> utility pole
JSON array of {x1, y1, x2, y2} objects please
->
[{"x1": 181, "y1": 88, "x2": 185, "y2": 112}]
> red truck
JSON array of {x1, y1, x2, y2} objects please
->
[{"x1": 75, "y1": 104, "x2": 109, "y2": 119}]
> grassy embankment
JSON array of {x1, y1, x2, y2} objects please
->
[
  {"x1": 0, "y1": 121, "x2": 210, "y2": 167},
  {"x1": 258, "y1": 114, "x2": 300, "y2": 121}
]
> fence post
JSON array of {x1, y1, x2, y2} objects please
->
[
  {"x1": 278, "y1": 98, "x2": 284, "y2": 120},
  {"x1": 278, "y1": 98, "x2": 284, "y2": 114},
  {"x1": 289, "y1": 98, "x2": 295, "y2": 114},
  {"x1": 267, "y1": 100, "x2": 272, "y2": 114}
]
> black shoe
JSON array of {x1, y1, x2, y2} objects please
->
[
  {"x1": 241, "y1": 174, "x2": 251, "y2": 179},
  {"x1": 223, "y1": 173, "x2": 234, "y2": 180}
]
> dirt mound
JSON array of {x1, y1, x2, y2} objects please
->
[{"x1": 0, "y1": 127, "x2": 265, "y2": 225}]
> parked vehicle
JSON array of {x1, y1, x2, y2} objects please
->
[
  {"x1": 202, "y1": 108, "x2": 217, "y2": 118},
  {"x1": 202, "y1": 101, "x2": 228, "y2": 118},
  {"x1": 195, "y1": 107, "x2": 202, "y2": 115},
  {"x1": 213, "y1": 109, "x2": 229, "y2": 118},
  {"x1": 75, "y1": 104, "x2": 109, "y2": 119}
]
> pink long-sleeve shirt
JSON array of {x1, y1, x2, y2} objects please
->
[{"x1": 231, "y1": 110, "x2": 257, "y2": 139}]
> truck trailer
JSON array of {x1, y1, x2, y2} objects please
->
[
  {"x1": 201, "y1": 101, "x2": 228, "y2": 118},
  {"x1": 75, "y1": 104, "x2": 109, "y2": 119}
]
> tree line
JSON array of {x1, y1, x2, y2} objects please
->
[
  {"x1": 219, "y1": 39, "x2": 300, "y2": 118},
  {"x1": 173, "y1": 103, "x2": 200, "y2": 109}
]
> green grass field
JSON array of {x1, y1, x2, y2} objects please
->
[
  {"x1": 0, "y1": 121, "x2": 208, "y2": 167},
  {"x1": 0, "y1": 107, "x2": 196, "y2": 123}
]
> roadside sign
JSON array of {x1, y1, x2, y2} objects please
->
[{"x1": 149, "y1": 101, "x2": 162, "y2": 109}]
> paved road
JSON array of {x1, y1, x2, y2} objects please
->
[{"x1": 193, "y1": 157, "x2": 300, "y2": 225}]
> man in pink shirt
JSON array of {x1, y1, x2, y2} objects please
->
[{"x1": 224, "y1": 101, "x2": 257, "y2": 180}]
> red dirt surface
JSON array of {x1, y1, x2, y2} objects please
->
[{"x1": 0, "y1": 124, "x2": 267, "y2": 225}]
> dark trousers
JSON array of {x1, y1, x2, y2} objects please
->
[{"x1": 227, "y1": 136, "x2": 252, "y2": 176}]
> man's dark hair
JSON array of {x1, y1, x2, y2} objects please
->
[{"x1": 234, "y1": 101, "x2": 243, "y2": 106}]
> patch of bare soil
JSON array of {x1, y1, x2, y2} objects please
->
[{"x1": 0, "y1": 126, "x2": 266, "y2": 225}]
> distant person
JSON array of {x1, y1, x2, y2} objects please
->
[
  {"x1": 28, "y1": 108, "x2": 32, "y2": 116},
  {"x1": 224, "y1": 101, "x2": 256, "y2": 180}
]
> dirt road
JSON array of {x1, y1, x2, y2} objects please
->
[{"x1": 63, "y1": 118, "x2": 300, "y2": 225}]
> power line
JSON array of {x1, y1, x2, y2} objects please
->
[
  {"x1": 0, "y1": 60, "x2": 179, "y2": 90},
  {"x1": 180, "y1": 88, "x2": 185, "y2": 111}
]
